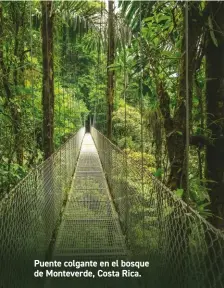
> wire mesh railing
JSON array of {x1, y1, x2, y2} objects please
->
[
  {"x1": 0, "y1": 127, "x2": 85, "y2": 288},
  {"x1": 53, "y1": 133, "x2": 127, "y2": 260},
  {"x1": 91, "y1": 126, "x2": 224, "y2": 288}
]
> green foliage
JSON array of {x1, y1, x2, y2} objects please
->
[
  {"x1": 113, "y1": 104, "x2": 141, "y2": 150},
  {"x1": 174, "y1": 189, "x2": 184, "y2": 199},
  {"x1": 153, "y1": 168, "x2": 163, "y2": 179},
  {"x1": 0, "y1": 1, "x2": 93, "y2": 193},
  {"x1": 126, "y1": 149, "x2": 156, "y2": 174},
  {"x1": 0, "y1": 0, "x2": 216, "y2": 221}
]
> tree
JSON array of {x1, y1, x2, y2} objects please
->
[
  {"x1": 159, "y1": 3, "x2": 203, "y2": 198},
  {"x1": 0, "y1": 3, "x2": 28, "y2": 166},
  {"x1": 206, "y1": 1, "x2": 224, "y2": 229},
  {"x1": 42, "y1": 1, "x2": 54, "y2": 160}
]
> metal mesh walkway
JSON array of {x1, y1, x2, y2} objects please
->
[
  {"x1": 1, "y1": 128, "x2": 224, "y2": 288},
  {"x1": 53, "y1": 133, "x2": 126, "y2": 258}
]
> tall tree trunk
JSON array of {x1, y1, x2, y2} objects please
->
[
  {"x1": 0, "y1": 3, "x2": 24, "y2": 166},
  {"x1": 106, "y1": 0, "x2": 115, "y2": 140},
  {"x1": 41, "y1": 1, "x2": 55, "y2": 244},
  {"x1": 11, "y1": 2, "x2": 27, "y2": 166},
  {"x1": 42, "y1": 1, "x2": 54, "y2": 160},
  {"x1": 159, "y1": 2, "x2": 203, "y2": 196},
  {"x1": 206, "y1": 1, "x2": 224, "y2": 230},
  {"x1": 158, "y1": 4, "x2": 204, "y2": 285}
]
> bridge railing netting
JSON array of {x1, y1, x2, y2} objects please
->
[
  {"x1": 0, "y1": 127, "x2": 85, "y2": 288},
  {"x1": 91, "y1": 127, "x2": 224, "y2": 288}
]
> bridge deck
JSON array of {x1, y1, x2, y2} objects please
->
[{"x1": 53, "y1": 133, "x2": 127, "y2": 258}]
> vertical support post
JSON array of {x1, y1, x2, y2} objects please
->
[
  {"x1": 107, "y1": 200, "x2": 113, "y2": 246},
  {"x1": 106, "y1": 0, "x2": 115, "y2": 140},
  {"x1": 185, "y1": 0, "x2": 190, "y2": 204},
  {"x1": 103, "y1": 135, "x2": 106, "y2": 171},
  {"x1": 124, "y1": 152, "x2": 129, "y2": 246}
]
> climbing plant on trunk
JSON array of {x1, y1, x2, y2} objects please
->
[
  {"x1": 0, "y1": 3, "x2": 28, "y2": 167},
  {"x1": 42, "y1": 1, "x2": 55, "y2": 160},
  {"x1": 158, "y1": 2, "x2": 203, "y2": 198}
]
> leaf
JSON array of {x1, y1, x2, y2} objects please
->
[
  {"x1": 174, "y1": 189, "x2": 183, "y2": 199},
  {"x1": 176, "y1": 131, "x2": 183, "y2": 136},
  {"x1": 157, "y1": 15, "x2": 170, "y2": 23},
  {"x1": 2, "y1": 156, "x2": 8, "y2": 163},
  {"x1": 153, "y1": 168, "x2": 163, "y2": 178},
  {"x1": 198, "y1": 202, "x2": 210, "y2": 210}
]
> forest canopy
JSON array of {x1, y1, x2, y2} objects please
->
[{"x1": 0, "y1": 0, "x2": 224, "y2": 230}]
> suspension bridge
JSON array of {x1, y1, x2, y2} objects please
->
[{"x1": 0, "y1": 127, "x2": 224, "y2": 288}]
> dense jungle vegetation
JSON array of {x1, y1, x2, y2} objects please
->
[{"x1": 0, "y1": 0, "x2": 224, "y2": 230}]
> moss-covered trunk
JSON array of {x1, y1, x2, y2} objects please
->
[
  {"x1": 0, "y1": 3, "x2": 25, "y2": 166},
  {"x1": 157, "y1": 4, "x2": 204, "y2": 285},
  {"x1": 159, "y1": 3, "x2": 203, "y2": 196},
  {"x1": 42, "y1": 1, "x2": 54, "y2": 160}
]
